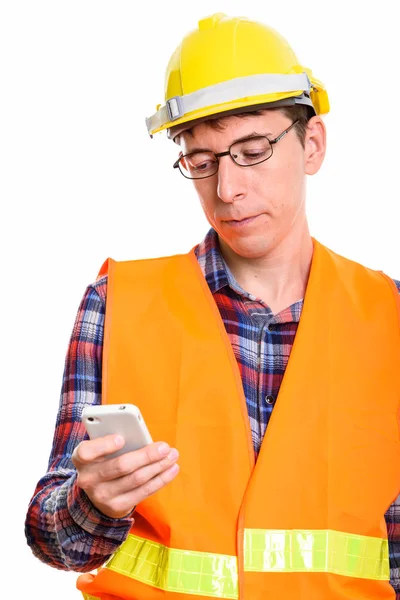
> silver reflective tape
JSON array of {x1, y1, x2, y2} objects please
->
[{"x1": 146, "y1": 72, "x2": 310, "y2": 134}]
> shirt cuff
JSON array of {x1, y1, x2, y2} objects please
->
[{"x1": 67, "y1": 473, "x2": 134, "y2": 541}]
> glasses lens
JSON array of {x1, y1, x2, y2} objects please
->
[
  {"x1": 178, "y1": 152, "x2": 218, "y2": 179},
  {"x1": 231, "y1": 137, "x2": 272, "y2": 166}
]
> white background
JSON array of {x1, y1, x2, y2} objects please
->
[{"x1": 1, "y1": 1, "x2": 399, "y2": 597}]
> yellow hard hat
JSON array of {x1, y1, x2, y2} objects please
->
[{"x1": 145, "y1": 13, "x2": 329, "y2": 139}]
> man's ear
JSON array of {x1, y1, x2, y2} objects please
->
[{"x1": 304, "y1": 116, "x2": 327, "y2": 176}]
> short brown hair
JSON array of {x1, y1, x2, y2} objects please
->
[{"x1": 204, "y1": 105, "x2": 311, "y2": 149}]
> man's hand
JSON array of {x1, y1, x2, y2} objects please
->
[{"x1": 72, "y1": 435, "x2": 179, "y2": 518}]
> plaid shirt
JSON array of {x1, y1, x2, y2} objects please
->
[{"x1": 25, "y1": 228, "x2": 400, "y2": 595}]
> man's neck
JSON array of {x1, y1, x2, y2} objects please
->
[{"x1": 219, "y1": 229, "x2": 314, "y2": 315}]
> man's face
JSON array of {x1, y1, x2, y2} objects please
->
[{"x1": 179, "y1": 110, "x2": 325, "y2": 260}]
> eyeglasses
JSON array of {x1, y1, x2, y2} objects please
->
[{"x1": 173, "y1": 119, "x2": 299, "y2": 180}]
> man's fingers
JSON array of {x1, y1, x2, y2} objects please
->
[
  {"x1": 98, "y1": 448, "x2": 180, "y2": 495},
  {"x1": 97, "y1": 444, "x2": 177, "y2": 483},
  {"x1": 73, "y1": 437, "x2": 171, "y2": 468},
  {"x1": 72, "y1": 434, "x2": 125, "y2": 465},
  {"x1": 134, "y1": 463, "x2": 180, "y2": 503},
  {"x1": 103, "y1": 463, "x2": 180, "y2": 518}
]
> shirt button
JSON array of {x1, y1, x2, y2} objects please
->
[
  {"x1": 267, "y1": 324, "x2": 276, "y2": 332},
  {"x1": 265, "y1": 395, "x2": 275, "y2": 405}
]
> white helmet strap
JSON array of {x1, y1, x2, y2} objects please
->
[{"x1": 146, "y1": 72, "x2": 311, "y2": 136}]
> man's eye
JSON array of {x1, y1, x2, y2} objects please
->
[
  {"x1": 194, "y1": 161, "x2": 213, "y2": 171},
  {"x1": 243, "y1": 151, "x2": 266, "y2": 158}
]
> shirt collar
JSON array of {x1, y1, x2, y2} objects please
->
[{"x1": 194, "y1": 228, "x2": 230, "y2": 294}]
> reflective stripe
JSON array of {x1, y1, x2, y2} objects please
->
[
  {"x1": 103, "y1": 529, "x2": 389, "y2": 598},
  {"x1": 105, "y1": 533, "x2": 238, "y2": 598},
  {"x1": 146, "y1": 72, "x2": 311, "y2": 134},
  {"x1": 244, "y1": 529, "x2": 389, "y2": 580},
  {"x1": 82, "y1": 595, "x2": 101, "y2": 600}
]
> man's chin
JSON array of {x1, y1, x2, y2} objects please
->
[{"x1": 221, "y1": 235, "x2": 273, "y2": 261}]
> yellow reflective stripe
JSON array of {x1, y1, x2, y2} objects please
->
[
  {"x1": 105, "y1": 533, "x2": 238, "y2": 598},
  {"x1": 244, "y1": 529, "x2": 389, "y2": 580},
  {"x1": 103, "y1": 529, "x2": 389, "y2": 597},
  {"x1": 81, "y1": 595, "x2": 101, "y2": 600}
]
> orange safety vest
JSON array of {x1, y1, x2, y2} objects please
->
[{"x1": 77, "y1": 239, "x2": 400, "y2": 600}]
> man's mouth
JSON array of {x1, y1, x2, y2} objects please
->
[{"x1": 224, "y1": 214, "x2": 262, "y2": 227}]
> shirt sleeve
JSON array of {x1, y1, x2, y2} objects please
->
[{"x1": 24, "y1": 275, "x2": 134, "y2": 572}]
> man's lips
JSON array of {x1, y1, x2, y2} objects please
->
[{"x1": 223, "y1": 214, "x2": 263, "y2": 227}]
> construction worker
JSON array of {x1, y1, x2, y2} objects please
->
[{"x1": 25, "y1": 12, "x2": 400, "y2": 600}]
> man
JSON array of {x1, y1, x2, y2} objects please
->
[{"x1": 25, "y1": 12, "x2": 400, "y2": 600}]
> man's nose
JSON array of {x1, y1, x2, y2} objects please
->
[{"x1": 216, "y1": 155, "x2": 246, "y2": 204}]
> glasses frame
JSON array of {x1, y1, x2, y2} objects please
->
[{"x1": 173, "y1": 119, "x2": 299, "y2": 180}]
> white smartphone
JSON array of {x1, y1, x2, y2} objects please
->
[{"x1": 81, "y1": 403, "x2": 153, "y2": 458}]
